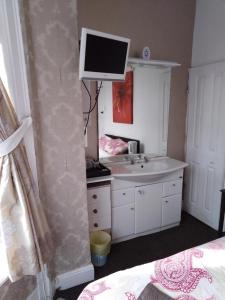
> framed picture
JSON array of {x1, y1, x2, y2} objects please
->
[{"x1": 112, "y1": 71, "x2": 133, "y2": 124}]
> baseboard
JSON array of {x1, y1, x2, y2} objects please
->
[{"x1": 55, "y1": 263, "x2": 94, "y2": 291}]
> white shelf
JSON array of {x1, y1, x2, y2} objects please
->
[{"x1": 128, "y1": 57, "x2": 181, "y2": 68}]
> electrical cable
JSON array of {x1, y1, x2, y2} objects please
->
[
  {"x1": 89, "y1": 81, "x2": 102, "y2": 113},
  {"x1": 82, "y1": 80, "x2": 92, "y2": 108},
  {"x1": 83, "y1": 80, "x2": 92, "y2": 136},
  {"x1": 83, "y1": 81, "x2": 102, "y2": 114},
  {"x1": 82, "y1": 80, "x2": 102, "y2": 135}
]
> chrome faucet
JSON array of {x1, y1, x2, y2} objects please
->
[
  {"x1": 144, "y1": 155, "x2": 149, "y2": 162},
  {"x1": 130, "y1": 157, "x2": 135, "y2": 164},
  {"x1": 124, "y1": 155, "x2": 129, "y2": 161}
]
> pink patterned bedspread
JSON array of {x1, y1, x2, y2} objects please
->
[{"x1": 78, "y1": 237, "x2": 225, "y2": 300}]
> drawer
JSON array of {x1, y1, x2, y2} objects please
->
[
  {"x1": 112, "y1": 188, "x2": 134, "y2": 207},
  {"x1": 88, "y1": 212, "x2": 111, "y2": 231},
  {"x1": 88, "y1": 198, "x2": 111, "y2": 231},
  {"x1": 163, "y1": 179, "x2": 182, "y2": 197},
  {"x1": 87, "y1": 185, "x2": 110, "y2": 202}
]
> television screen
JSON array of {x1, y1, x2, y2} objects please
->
[{"x1": 79, "y1": 28, "x2": 130, "y2": 81}]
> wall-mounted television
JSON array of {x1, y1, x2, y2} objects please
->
[{"x1": 79, "y1": 28, "x2": 130, "y2": 81}]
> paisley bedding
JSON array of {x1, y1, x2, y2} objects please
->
[{"x1": 78, "y1": 237, "x2": 225, "y2": 300}]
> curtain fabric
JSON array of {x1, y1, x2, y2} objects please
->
[{"x1": 0, "y1": 78, "x2": 53, "y2": 282}]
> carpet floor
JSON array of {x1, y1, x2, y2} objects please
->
[{"x1": 54, "y1": 212, "x2": 219, "y2": 300}]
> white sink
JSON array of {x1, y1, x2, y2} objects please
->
[{"x1": 109, "y1": 156, "x2": 188, "y2": 178}]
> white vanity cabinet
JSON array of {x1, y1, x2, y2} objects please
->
[
  {"x1": 87, "y1": 185, "x2": 111, "y2": 231},
  {"x1": 111, "y1": 170, "x2": 184, "y2": 242},
  {"x1": 86, "y1": 169, "x2": 184, "y2": 241}
]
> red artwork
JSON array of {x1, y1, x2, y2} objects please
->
[{"x1": 112, "y1": 71, "x2": 133, "y2": 124}]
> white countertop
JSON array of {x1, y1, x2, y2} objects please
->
[{"x1": 86, "y1": 175, "x2": 114, "y2": 184}]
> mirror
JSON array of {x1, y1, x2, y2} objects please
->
[{"x1": 98, "y1": 64, "x2": 171, "y2": 159}]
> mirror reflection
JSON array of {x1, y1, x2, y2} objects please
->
[{"x1": 98, "y1": 64, "x2": 171, "y2": 159}]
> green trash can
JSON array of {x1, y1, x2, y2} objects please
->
[{"x1": 90, "y1": 231, "x2": 111, "y2": 267}]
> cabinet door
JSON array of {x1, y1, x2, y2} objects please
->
[
  {"x1": 112, "y1": 204, "x2": 135, "y2": 240},
  {"x1": 135, "y1": 183, "x2": 162, "y2": 234},
  {"x1": 162, "y1": 194, "x2": 182, "y2": 227}
]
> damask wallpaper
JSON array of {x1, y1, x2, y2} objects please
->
[
  {"x1": 21, "y1": 0, "x2": 91, "y2": 276},
  {"x1": 0, "y1": 1, "x2": 90, "y2": 298}
]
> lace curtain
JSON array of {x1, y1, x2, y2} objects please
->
[{"x1": 0, "y1": 78, "x2": 53, "y2": 282}]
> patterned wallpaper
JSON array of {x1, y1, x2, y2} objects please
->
[
  {"x1": 0, "y1": 1, "x2": 90, "y2": 299},
  {"x1": 21, "y1": 0, "x2": 91, "y2": 275}
]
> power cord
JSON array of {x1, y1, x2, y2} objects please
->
[{"x1": 82, "y1": 80, "x2": 102, "y2": 135}]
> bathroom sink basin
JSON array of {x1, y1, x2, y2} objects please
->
[{"x1": 109, "y1": 157, "x2": 188, "y2": 178}]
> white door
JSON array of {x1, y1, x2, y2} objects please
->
[
  {"x1": 162, "y1": 195, "x2": 182, "y2": 227},
  {"x1": 185, "y1": 62, "x2": 225, "y2": 230},
  {"x1": 135, "y1": 183, "x2": 162, "y2": 234},
  {"x1": 112, "y1": 204, "x2": 135, "y2": 240}
]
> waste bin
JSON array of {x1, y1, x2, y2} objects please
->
[{"x1": 90, "y1": 231, "x2": 111, "y2": 267}]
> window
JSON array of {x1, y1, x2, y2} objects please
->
[
  {"x1": 0, "y1": 0, "x2": 38, "y2": 285},
  {"x1": 0, "y1": 235, "x2": 8, "y2": 285},
  {"x1": 0, "y1": 41, "x2": 9, "y2": 286},
  {"x1": 0, "y1": 44, "x2": 9, "y2": 92}
]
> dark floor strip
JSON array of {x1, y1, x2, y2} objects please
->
[{"x1": 54, "y1": 212, "x2": 219, "y2": 300}]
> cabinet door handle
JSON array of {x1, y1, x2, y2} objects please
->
[
  {"x1": 94, "y1": 223, "x2": 98, "y2": 227},
  {"x1": 92, "y1": 194, "x2": 97, "y2": 199},
  {"x1": 138, "y1": 190, "x2": 144, "y2": 195},
  {"x1": 165, "y1": 200, "x2": 168, "y2": 203},
  {"x1": 122, "y1": 192, "x2": 126, "y2": 196},
  {"x1": 130, "y1": 207, "x2": 134, "y2": 210},
  {"x1": 172, "y1": 184, "x2": 176, "y2": 187},
  {"x1": 93, "y1": 209, "x2": 98, "y2": 214}
]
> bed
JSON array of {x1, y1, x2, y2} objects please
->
[
  {"x1": 99, "y1": 134, "x2": 140, "y2": 158},
  {"x1": 78, "y1": 236, "x2": 225, "y2": 300}
]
